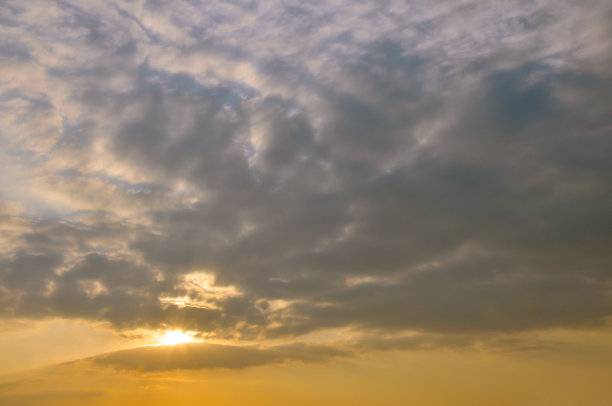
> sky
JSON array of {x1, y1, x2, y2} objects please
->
[{"x1": 0, "y1": 0, "x2": 611, "y2": 404}]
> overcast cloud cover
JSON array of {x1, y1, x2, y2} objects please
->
[{"x1": 1, "y1": 0, "x2": 612, "y2": 353}]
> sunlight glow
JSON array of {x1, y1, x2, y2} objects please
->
[{"x1": 157, "y1": 330, "x2": 199, "y2": 346}]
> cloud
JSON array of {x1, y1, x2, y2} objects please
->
[
  {"x1": 88, "y1": 329, "x2": 577, "y2": 371},
  {"x1": 0, "y1": 390, "x2": 103, "y2": 406},
  {"x1": 93, "y1": 341, "x2": 349, "y2": 371},
  {"x1": 1, "y1": 0, "x2": 611, "y2": 351}
]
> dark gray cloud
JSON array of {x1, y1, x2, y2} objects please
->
[
  {"x1": 93, "y1": 341, "x2": 349, "y2": 371},
  {"x1": 0, "y1": 0, "x2": 611, "y2": 350},
  {"x1": 0, "y1": 390, "x2": 103, "y2": 406},
  {"x1": 91, "y1": 330, "x2": 565, "y2": 371}
]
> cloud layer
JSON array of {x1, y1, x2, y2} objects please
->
[
  {"x1": 93, "y1": 341, "x2": 349, "y2": 371},
  {"x1": 1, "y1": 0, "x2": 612, "y2": 348}
]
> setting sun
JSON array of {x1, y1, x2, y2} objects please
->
[{"x1": 157, "y1": 330, "x2": 198, "y2": 346}]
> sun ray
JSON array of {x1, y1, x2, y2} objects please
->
[{"x1": 156, "y1": 330, "x2": 199, "y2": 346}]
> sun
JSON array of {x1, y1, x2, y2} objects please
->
[{"x1": 157, "y1": 330, "x2": 198, "y2": 346}]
